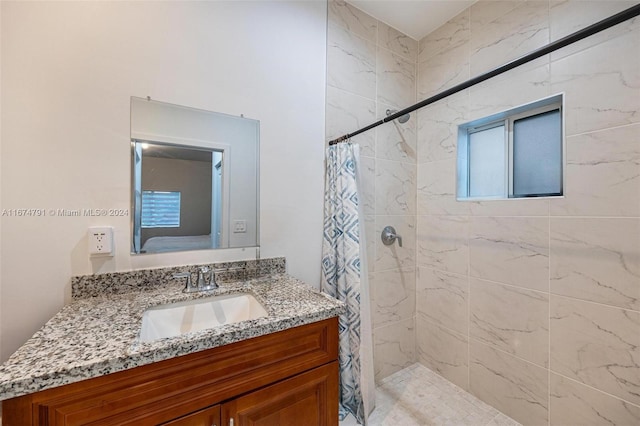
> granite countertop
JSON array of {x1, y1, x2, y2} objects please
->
[{"x1": 0, "y1": 272, "x2": 344, "y2": 401}]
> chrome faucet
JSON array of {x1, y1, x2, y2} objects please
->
[{"x1": 173, "y1": 266, "x2": 219, "y2": 293}]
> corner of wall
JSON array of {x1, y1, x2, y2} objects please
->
[
  {"x1": 326, "y1": 0, "x2": 419, "y2": 383},
  {"x1": 0, "y1": 0, "x2": 4, "y2": 363}
]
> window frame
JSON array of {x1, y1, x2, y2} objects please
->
[{"x1": 457, "y1": 94, "x2": 564, "y2": 201}]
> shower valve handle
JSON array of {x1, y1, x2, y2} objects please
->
[{"x1": 381, "y1": 226, "x2": 402, "y2": 247}]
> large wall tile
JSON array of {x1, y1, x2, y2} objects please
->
[
  {"x1": 550, "y1": 373, "x2": 640, "y2": 426},
  {"x1": 364, "y1": 215, "x2": 375, "y2": 275},
  {"x1": 374, "y1": 317, "x2": 416, "y2": 382},
  {"x1": 417, "y1": 91, "x2": 468, "y2": 163},
  {"x1": 550, "y1": 30, "x2": 640, "y2": 136},
  {"x1": 377, "y1": 47, "x2": 415, "y2": 109},
  {"x1": 417, "y1": 317, "x2": 469, "y2": 390},
  {"x1": 550, "y1": 124, "x2": 640, "y2": 218},
  {"x1": 417, "y1": 159, "x2": 469, "y2": 216},
  {"x1": 417, "y1": 215, "x2": 468, "y2": 275},
  {"x1": 550, "y1": 296, "x2": 640, "y2": 406},
  {"x1": 416, "y1": 267, "x2": 468, "y2": 335},
  {"x1": 375, "y1": 215, "x2": 416, "y2": 272},
  {"x1": 470, "y1": 217, "x2": 549, "y2": 292},
  {"x1": 327, "y1": 22, "x2": 376, "y2": 99},
  {"x1": 470, "y1": 278, "x2": 549, "y2": 368},
  {"x1": 468, "y1": 198, "x2": 550, "y2": 217},
  {"x1": 419, "y1": 9, "x2": 469, "y2": 62},
  {"x1": 468, "y1": 58, "x2": 550, "y2": 121},
  {"x1": 378, "y1": 21, "x2": 417, "y2": 60},
  {"x1": 367, "y1": 272, "x2": 375, "y2": 310},
  {"x1": 470, "y1": 0, "x2": 523, "y2": 31},
  {"x1": 550, "y1": 0, "x2": 637, "y2": 41},
  {"x1": 550, "y1": 0, "x2": 639, "y2": 59},
  {"x1": 372, "y1": 267, "x2": 416, "y2": 328},
  {"x1": 469, "y1": 0, "x2": 549, "y2": 76},
  {"x1": 550, "y1": 218, "x2": 640, "y2": 311},
  {"x1": 328, "y1": 0, "x2": 376, "y2": 42},
  {"x1": 358, "y1": 155, "x2": 375, "y2": 215},
  {"x1": 376, "y1": 101, "x2": 416, "y2": 163},
  {"x1": 417, "y1": 41, "x2": 469, "y2": 99},
  {"x1": 325, "y1": 86, "x2": 376, "y2": 156},
  {"x1": 470, "y1": 341, "x2": 549, "y2": 426},
  {"x1": 375, "y1": 159, "x2": 416, "y2": 215}
]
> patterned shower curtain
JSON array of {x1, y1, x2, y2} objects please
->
[{"x1": 321, "y1": 142, "x2": 375, "y2": 425}]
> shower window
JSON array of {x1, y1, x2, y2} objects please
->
[{"x1": 457, "y1": 94, "x2": 563, "y2": 200}]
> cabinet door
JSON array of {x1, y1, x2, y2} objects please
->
[
  {"x1": 162, "y1": 404, "x2": 220, "y2": 426},
  {"x1": 222, "y1": 362, "x2": 338, "y2": 426}
]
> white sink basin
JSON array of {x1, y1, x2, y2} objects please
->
[{"x1": 139, "y1": 293, "x2": 268, "y2": 342}]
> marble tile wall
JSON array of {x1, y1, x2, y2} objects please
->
[
  {"x1": 326, "y1": 0, "x2": 418, "y2": 382},
  {"x1": 415, "y1": 1, "x2": 640, "y2": 425}
]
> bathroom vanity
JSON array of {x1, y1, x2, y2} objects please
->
[{"x1": 0, "y1": 258, "x2": 343, "y2": 425}]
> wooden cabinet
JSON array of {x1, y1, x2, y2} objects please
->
[
  {"x1": 161, "y1": 405, "x2": 220, "y2": 426},
  {"x1": 2, "y1": 318, "x2": 339, "y2": 426},
  {"x1": 223, "y1": 363, "x2": 338, "y2": 426}
]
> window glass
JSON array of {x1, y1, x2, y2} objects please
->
[
  {"x1": 469, "y1": 125, "x2": 506, "y2": 197},
  {"x1": 141, "y1": 191, "x2": 181, "y2": 228},
  {"x1": 513, "y1": 110, "x2": 562, "y2": 196}
]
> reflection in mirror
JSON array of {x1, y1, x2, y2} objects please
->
[
  {"x1": 131, "y1": 97, "x2": 259, "y2": 254},
  {"x1": 132, "y1": 143, "x2": 226, "y2": 252}
]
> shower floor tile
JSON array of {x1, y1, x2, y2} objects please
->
[{"x1": 340, "y1": 363, "x2": 521, "y2": 426}]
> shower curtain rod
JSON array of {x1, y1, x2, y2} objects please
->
[{"x1": 329, "y1": 3, "x2": 640, "y2": 146}]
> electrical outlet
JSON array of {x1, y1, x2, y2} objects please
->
[
  {"x1": 233, "y1": 220, "x2": 247, "y2": 233},
  {"x1": 88, "y1": 227, "x2": 114, "y2": 257}
]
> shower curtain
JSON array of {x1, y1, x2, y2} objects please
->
[{"x1": 321, "y1": 141, "x2": 375, "y2": 425}]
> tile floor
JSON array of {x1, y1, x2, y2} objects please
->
[{"x1": 340, "y1": 363, "x2": 521, "y2": 426}]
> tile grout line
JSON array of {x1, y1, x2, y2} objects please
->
[
  {"x1": 550, "y1": 292, "x2": 640, "y2": 314},
  {"x1": 565, "y1": 120, "x2": 640, "y2": 138},
  {"x1": 469, "y1": 336, "x2": 548, "y2": 372},
  {"x1": 414, "y1": 261, "x2": 640, "y2": 315},
  {"x1": 550, "y1": 370, "x2": 640, "y2": 410}
]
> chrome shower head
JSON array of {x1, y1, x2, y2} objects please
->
[{"x1": 386, "y1": 109, "x2": 410, "y2": 124}]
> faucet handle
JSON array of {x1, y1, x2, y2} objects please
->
[
  {"x1": 197, "y1": 266, "x2": 211, "y2": 286},
  {"x1": 173, "y1": 272, "x2": 192, "y2": 290},
  {"x1": 200, "y1": 266, "x2": 220, "y2": 289},
  {"x1": 381, "y1": 225, "x2": 403, "y2": 247}
]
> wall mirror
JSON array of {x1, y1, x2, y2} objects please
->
[{"x1": 130, "y1": 97, "x2": 259, "y2": 254}]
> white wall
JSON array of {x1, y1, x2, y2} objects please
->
[
  {"x1": 0, "y1": 1, "x2": 327, "y2": 361},
  {"x1": 0, "y1": 0, "x2": 3, "y2": 362}
]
